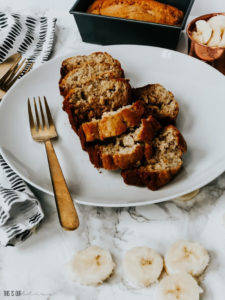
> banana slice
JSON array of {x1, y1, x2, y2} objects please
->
[
  {"x1": 123, "y1": 247, "x2": 163, "y2": 287},
  {"x1": 207, "y1": 15, "x2": 225, "y2": 47},
  {"x1": 192, "y1": 31, "x2": 204, "y2": 44},
  {"x1": 208, "y1": 15, "x2": 225, "y2": 30},
  {"x1": 156, "y1": 273, "x2": 203, "y2": 300},
  {"x1": 208, "y1": 29, "x2": 222, "y2": 47},
  {"x1": 164, "y1": 240, "x2": 209, "y2": 277},
  {"x1": 194, "y1": 20, "x2": 212, "y2": 44},
  {"x1": 174, "y1": 189, "x2": 199, "y2": 202},
  {"x1": 71, "y1": 246, "x2": 115, "y2": 285}
]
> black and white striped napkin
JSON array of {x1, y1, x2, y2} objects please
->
[
  {"x1": 0, "y1": 12, "x2": 56, "y2": 66},
  {"x1": 0, "y1": 12, "x2": 57, "y2": 246}
]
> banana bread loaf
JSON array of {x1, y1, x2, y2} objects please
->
[{"x1": 87, "y1": 0, "x2": 184, "y2": 26}]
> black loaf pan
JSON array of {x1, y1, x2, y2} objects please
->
[{"x1": 70, "y1": 0, "x2": 195, "y2": 50}]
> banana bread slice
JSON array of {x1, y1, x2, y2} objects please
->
[
  {"x1": 59, "y1": 62, "x2": 124, "y2": 96},
  {"x1": 63, "y1": 77, "x2": 131, "y2": 133},
  {"x1": 121, "y1": 125, "x2": 187, "y2": 190},
  {"x1": 81, "y1": 101, "x2": 145, "y2": 142},
  {"x1": 87, "y1": 116, "x2": 161, "y2": 170},
  {"x1": 132, "y1": 84, "x2": 179, "y2": 123},
  {"x1": 61, "y1": 52, "x2": 123, "y2": 77}
]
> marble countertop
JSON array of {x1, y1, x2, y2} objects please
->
[{"x1": 0, "y1": 1, "x2": 225, "y2": 299}]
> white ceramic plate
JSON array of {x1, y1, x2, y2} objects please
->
[{"x1": 0, "y1": 44, "x2": 225, "y2": 207}]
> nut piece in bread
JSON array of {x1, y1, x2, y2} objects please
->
[
  {"x1": 121, "y1": 125, "x2": 187, "y2": 190},
  {"x1": 87, "y1": 0, "x2": 184, "y2": 26},
  {"x1": 87, "y1": 116, "x2": 161, "y2": 170},
  {"x1": 132, "y1": 84, "x2": 179, "y2": 123}
]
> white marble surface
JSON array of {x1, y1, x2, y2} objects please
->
[{"x1": 1, "y1": 1, "x2": 225, "y2": 299}]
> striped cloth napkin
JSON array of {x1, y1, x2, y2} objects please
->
[
  {"x1": 0, "y1": 12, "x2": 56, "y2": 66},
  {"x1": 0, "y1": 12, "x2": 57, "y2": 246}
]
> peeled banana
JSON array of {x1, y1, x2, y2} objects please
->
[
  {"x1": 208, "y1": 15, "x2": 225, "y2": 30},
  {"x1": 208, "y1": 29, "x2": 222, "y2": 47},
  {"x1": 174, "y1": 189, "x2": 199, "y2": 201},
  {"x1": 193, "y1": 15, "x2": 225, "y2": 47},
  {"x1": 194, "y1": 20, "x2": 212, "y2": 44}
]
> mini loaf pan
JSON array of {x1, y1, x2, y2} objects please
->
[{"x1": 70, "y1": 0, "x2": 195, "y2": 50}]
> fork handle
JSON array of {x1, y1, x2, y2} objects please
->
[
  {"x1": 45, "y1": 140, "x2": 79, "y2": 230},
  {"x1": 0, "y1": 89, "x2": 6, "y2": 101}
]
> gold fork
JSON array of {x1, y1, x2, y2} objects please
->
[
  {"x1": 28, "y1": 96, "x2": 79, "y2": 230},
  {"x1": 0, "y1": 57, "x2": 32, "y2": 101},
  {"x1": 0, "y1": 53, "x2": 21, "y2": 79}
]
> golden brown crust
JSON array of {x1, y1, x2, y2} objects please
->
[
  {"x1": 88, "y1": 144, "x2": 144, "y2": 170},
  {"x1": 81, "y1": 121, "x2": 100, "y2": 143},
  {"x1": 135, "y1": 115, "x2": 161, "y2": 142},
  {"x1": 120, "y1": 168, "x2": 146, "y2": 186},
  {"x1": 140, "y1": 165, "x2": 182, "y2": 190},
  {"x1": 122, "y1": 165, "x2": 181, "y2": 190},
  {"x1": 87, "y1": 0, "x2": 184, "y2": 26},
  {"x1": 102, "y1": 145, "x2": 143, "y2": 170},
  {"x1": 144, "y1": 143, "x2": 153, "y2": 160},
  {"x1": 82, "y1": 101, "x2": 145, "y2": 142},
  {"x1": 167, "y1": 125, "x2": 187, "y2": 153},
  {"x1": 100, "y1": 153, "x2": 118, "y2": 170},
  {"x1": 87, "y1": 144, "x2": 104, "y2": 168},
  {"x1": 63, "y1": 97, "x2": 79, "y2": 134}
]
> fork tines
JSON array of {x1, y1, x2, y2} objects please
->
[
  {"x1": 0, "y1": 57, "x2": 33, "y2": 91},
  {"x1": 0, "y1": 53, "x2": 21, "y2": 85},
  {"x1": 28, "y1": 96, "x2": 57, "y2": 141}
]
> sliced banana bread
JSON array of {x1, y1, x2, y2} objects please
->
[
  {"x1": 121, "y1": 125, "x2": 187, "y2": 190},
  {"x1": 81, "y1": 101, "x2": 145, "y2": 142},
  {"x1": 81, "y1": 83, "x2": 179, "y2": 144},
  {"x1": 132, "y1": 84, "x2": 179, "y2": 123},
  {"x1": 61, "y1": 52, "x2": 123, "y2": 77},
  {"x1": 63, "y1": 77, "x2": 131, "y2": 132},
  {"x1": 87, "y1": 116, "x2": 161, "y2": 170},
  {"x1": 59, "y1": 62, "x2": 124, "y2": 96}
]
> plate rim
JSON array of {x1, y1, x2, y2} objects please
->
[{"x1": 1, "y1": 44, "x2": 225, "y2": 207}]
